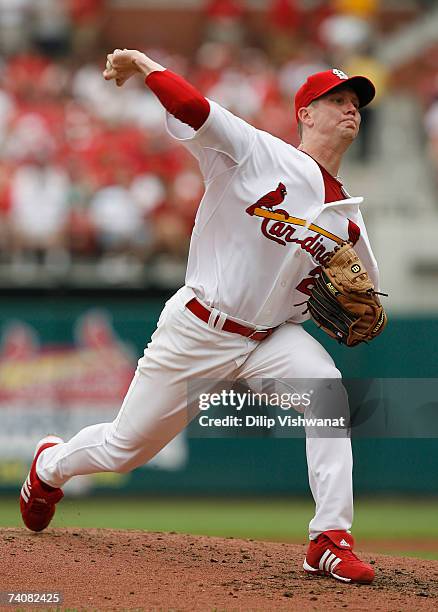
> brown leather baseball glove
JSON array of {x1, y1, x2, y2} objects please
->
[{"x1": 307, "y1": 241, "x2": 387, "y2": 347}]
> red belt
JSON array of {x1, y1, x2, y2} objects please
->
[{"x1": 186, "y1": 298, "x2": 276, "y2": 342}]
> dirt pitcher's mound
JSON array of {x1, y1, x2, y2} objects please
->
[{"x1": 1, "y1": 528, "x2": 437, "y2": 611}]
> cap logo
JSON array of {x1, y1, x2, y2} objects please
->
[{"x1": 332, "y1": 69, "x2": 348, "y2": 80}]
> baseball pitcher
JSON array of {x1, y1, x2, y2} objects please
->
[{"x1": 20, "y1": 49, "x2": 387, "y2": 584}]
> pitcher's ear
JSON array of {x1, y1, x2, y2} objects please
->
[{"x1": 298, "y1": 105, "x2": 314, "y2": 128}]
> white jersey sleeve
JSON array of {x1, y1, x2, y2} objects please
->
[{"x1": 165, "y1": 100, "x2": 257, "y2": 182}]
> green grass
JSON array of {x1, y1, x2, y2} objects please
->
[{"x1": 2, "y1": 497, "x2": 437, "y2": 559}]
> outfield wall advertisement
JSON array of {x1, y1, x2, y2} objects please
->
[{"x1": 0, "y1": 296, "x2": 188, "y2": 495}]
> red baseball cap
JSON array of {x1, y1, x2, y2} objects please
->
[{"x1": 294, "y1": 68, "x2": 375, "y2": 122}]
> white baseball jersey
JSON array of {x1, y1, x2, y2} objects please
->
[{"x1": 167, "y1": 100, "x2": 379, "y2": 328}]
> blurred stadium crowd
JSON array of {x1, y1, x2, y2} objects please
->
[{"x1": 0, "y1": 0, "x2": 437, "y2": 287}]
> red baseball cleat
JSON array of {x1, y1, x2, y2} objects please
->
[
  {"x1": 303, "y1": 530, "x2": 375, "y2": 584},
  {"x1": 20, "y1": 435, "x2": 64, "y2": 532}
]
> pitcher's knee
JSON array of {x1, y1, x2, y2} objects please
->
[
  {"x1": 102, "y1": 428, "x2": 148, "y2": 473},
  {"x1": 103, "y1": 444, "x2": 148, "y2": 474},
  {"x1": 113, "y1": 457, "x2": 138, "y2": 474},
  {"x1": 294, "y1": 355, "x2": 341, "y2": 380},
  {"x1": 320, "y1": 364, "x2": 342, "y2": 380},
  {"x1": 303, "y1": 362, "x2": 341, "y2": 381}
]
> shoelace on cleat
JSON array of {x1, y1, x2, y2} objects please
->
[{"x1": 329, "y1": 546, "x2": 361, "y2": 565}]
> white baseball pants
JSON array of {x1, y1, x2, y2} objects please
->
[{"x1": 37, "y1": 286, "x2": 353, "y2": 539}]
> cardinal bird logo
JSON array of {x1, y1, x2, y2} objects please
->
[
  {"x1": 245, "y1": 181, "x2": 349, "y2": 254},
  {"x1": 246, "y1": 182, "x2": 288, "y2": 217}
]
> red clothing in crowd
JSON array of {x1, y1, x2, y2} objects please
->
[{"x1": 68, "y1": 0, "x2": 106, "y2": 25}]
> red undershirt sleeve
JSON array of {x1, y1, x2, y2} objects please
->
[{"x1": 145, "y1": 69, "x2": 210, "y2": 131}]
